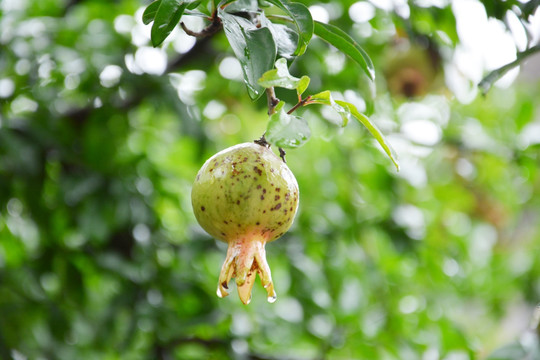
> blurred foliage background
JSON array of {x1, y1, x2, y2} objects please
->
[{"x1": 1, "y1": 0, "x2": 540, "y2": 359}]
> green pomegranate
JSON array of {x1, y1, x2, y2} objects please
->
[{"x1": 191, "y1": 142, "x2": 299, "y2": 304}]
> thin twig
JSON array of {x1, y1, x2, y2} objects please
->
[
  {"x1": 287, "y1": 95, "x2": 312, "y2": 115},
  {"x1": 479, "y1": 44, "x2": 540, "y2": 94}
]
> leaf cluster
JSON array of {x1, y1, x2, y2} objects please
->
[{"x1": 143, "y1": 0, "x2": 398, "y2": 168}]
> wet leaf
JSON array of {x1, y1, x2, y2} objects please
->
[
  {"x1": 142, "y1": 0, "x2": 161, "y2": 25},
  {"x1": 151, "y1": 0, "x2": 188, "y2": 47},
  {"x1": 266, "y1": 103, "x2": 311, "y2": 148},
  {"x1": 219, "y1": 10, "x2": 277, "y2": 99},
  {"x1": 266, "y1": 1, "x2": 313, "y2": 56},
  {"x1": 258, "y1": 58, "x2": 310, "y2": 96},
  {"x1": 313, "y1": 21, "x2": 375, "y2": 81}
]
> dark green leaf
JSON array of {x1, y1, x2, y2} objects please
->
[
  {"x1": 266, "y1": 104, "x2": 311, "y2": 148},
  {"x1": 219, "y1": 10, "x2": 277, "y2": 99},
  {"x1": 151, "y1": 0, "x2": 188, "y2": 47},
  {"x1": 258, "y1": 58, "x2": 310, "y2": 96},
  {"x1": 142, "y1": 0, "x2": 161, "y2": 25},
  {"x1": 266, "y1": 21, "x2": 298, "y2": 59},
  {"x1": 186, "y1": 0, "x2": 201, "y2": 10},
  {"x1": 223, "y1": 0, "x2": 258, "y2": 13},
  {"x1": 313, "y1": 21, "x2": 375, "y2": 81},
  {"x1": 266, "y1": 1, "x2": 313, "y2": 56}
]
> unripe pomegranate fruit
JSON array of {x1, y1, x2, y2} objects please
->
[{"x1": 192, "y1": 142, "x2": 299, "y2": 304}]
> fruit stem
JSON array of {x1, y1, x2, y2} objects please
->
[{"x1": 254, "y1": 134, "x2": 270, "y2": 148}]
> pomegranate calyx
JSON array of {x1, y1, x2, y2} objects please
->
[{"x1": 217, "y1": 237, "x2": 276, "y2": 305}]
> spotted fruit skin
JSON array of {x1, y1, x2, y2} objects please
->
[{"x1": 191, "y1": 142, "x2": 299, "y2": 304}]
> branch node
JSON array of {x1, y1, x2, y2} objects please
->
[
  {"x1": 181, "y1": 11, "x2": 222, "y2": 38},
  {"x1": 266, "y1": 87, "x2": 279, "y2": 115}
]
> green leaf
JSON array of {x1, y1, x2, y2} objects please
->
[
  {"x1": 313, "y1": 21, "x2": 375, "y2": 81},
  {"x1": 265, "y1": 1, "x2": 313, "y2": 56},
  {"x1": 186, "y1": 0, "x2": 201, "y2": 10},
  {"x1": 223, "y1": 0, "x2": 258, "y2": 13},
  {"x1": 219, "y1": 10, "x2": 277, "y2": 99},
  {"x1": 296, "y1": 76, "x2": 310, "y2": 96},
  {"x1": 266, "y1": 105, "x2": 311, "y2": 148},
  {"x1": 266, "y1": 21, "x2": 298, "y2": 59},
  {"x1": 308, "y1": 90, "x2": 349, "y2": 127},
  {"x1": 258, "y1": 58, "x2": 310, "y2": 96},
  {"x1": 336, "y1": 100, "x2": 399, "y2": 170},
  {"x1": 151, "y1": 0, "x2": 188, "y2": 47},
  {"x1": 142, "y1": 0, "x2": 161, "y2": 25}
]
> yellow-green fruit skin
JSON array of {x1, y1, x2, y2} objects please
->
[{"x1": 191, "y1": 143, "x2": 299, "y2": 244}]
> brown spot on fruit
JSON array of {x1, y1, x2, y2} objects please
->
[
  {"x1": 201, "y1": 206, "x2": 205, "y2": 211},
  {"x1": 260, "y1": 195, "x2": 265, "y2": 200},
  {"x1": 274, "y1": 203, "x2": 282, "y2": 210},
  {"x1": 276, "y1": 188, "x2": 281, "y2": 192},
  {"x1": 275, "y1": 195, "x2": 280, "y2": 201},
  {"x1": 236, "y1": 200, "x2": 240, "y2": 205},
  {"x1": 257, "y1": 185, "x2": 262, "y2": 189}
]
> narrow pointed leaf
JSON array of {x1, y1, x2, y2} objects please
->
[
  {"x1": 266, "y1": 106, "x2": 311, "y2": 148},
  {"x1": 142, "y1": 0, "x2": 161, "y2": 25},
  {"x1": 219, "y1": 10, "x2": 277, "y2": 99},
  {"x1": 266, "y1": 1, "x2": 313, "y2": 56},
  {"x1": 314, "y1": 21, "x2": 375, "y2": 81},
  {"x1": 335, "y1": 100, "x2": 399, "y2": 170},
  {"x1": 308, "y1": 91, "x2": 349, "y2": 127},
  {"x1": 186, "y1": 0, "x2": 201, "y2": 10},
  {"x1": 151, "y1": 0, "x2": 188, "y2": 47}
]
